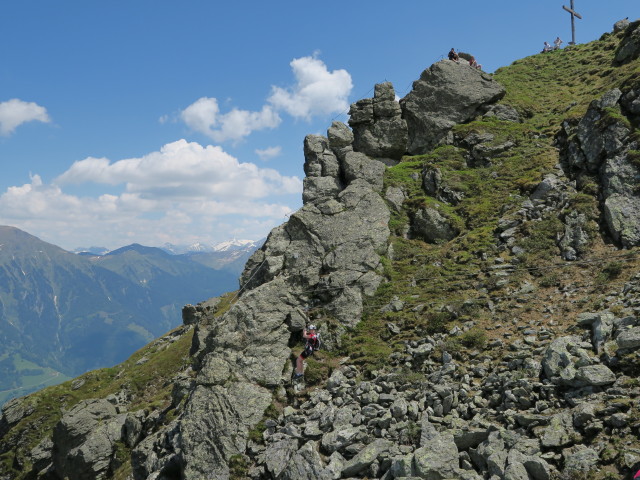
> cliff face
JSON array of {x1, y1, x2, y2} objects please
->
[{"x1": 2, "y1": 19, "x2": 640, "y2": 480}]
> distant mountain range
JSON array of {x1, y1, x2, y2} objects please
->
[{"x1": 0, "y1": 226, "x2": 261, "y2": 404}]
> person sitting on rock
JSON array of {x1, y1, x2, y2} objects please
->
[
  {"x1": 469, "y1": 56, "x2": 482, "y2": 69},
  {"x1": 448, "y1": 48, "x2": 459, "y2": 62},
  {"x1": 294, "y1": 325, "x2": 319, "y2": 379}
]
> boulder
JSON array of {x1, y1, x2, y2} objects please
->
[
  {"x1": 401, "y1": 60, "x2": 505, "y2": 154},
  {"x1": 482, "y1": 103, "x2": 521, "y2": 122},
  {"x1": 52, "y1": 399, "x2": 126, "y2": 480},
  {"x1": 541, "y1": 336, "x2": 609, "y2": 386},
  {"x1": 0, "y1": 397, "x2": 35, "y2": 438},
  {"x1": 341, "y1": 439, "x2": 393, "y2": 477},
  {"x1": 616, "y1": 326, "x2": 640, "y2": 349},
  {"x1": 559, "y1": 210, "x2": 590, "y2": 261},
  {"x1": 604, "y1": 194, "x2": 640, "y2": 248},
  {"x1": 265, "y1": 438, "x2": 299, "y2": 478},
  {"x1": 423, "y1": 166, "x2": 464, "y2": 205},
  {"x1": 563, "y1": 447, "x2": 599, "y2": 475},
  {"x1": 411, "y1": 207, "x2": 460, "y2": 243},
  {"x1": 413, "y1": 422, "x2": 462, "y2": 479},
  {"x1": 280, "y1": 441, "x2": 327, "y2": 480},
  {"x1": 614, "y1": 18, "x2": 631, "y2": 33},
  {"x1": 541, "y1": 412, "x2": 574, "y2": 448}
]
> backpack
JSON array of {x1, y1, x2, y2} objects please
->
[{"x1": 307, "y1": 333, "x2": 321, "y2": 352}]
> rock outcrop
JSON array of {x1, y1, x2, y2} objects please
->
[
  {"x1": 400, "y1": 60, "x2": 506, "y2": 154},
  {"x1": 558, "y1": 86, "x2": 640, "y2": 248},
  {"x1": 349, "y1": 82, "x2": 408, "y2": 161}
]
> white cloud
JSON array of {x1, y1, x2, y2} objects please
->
[
  {"x1": 0, "y1": 99, "x2": 51, "y2": 136},
  {"x1": 176, "y1": 55, "x2": 353, "y2": 142},
  {"x1": 268, "y1": 56, "x2": 353, "y2": 120},
  {"x1": 255, "y1": 146, "x2": 282, "y2": 161},
  {"x1": 55, "y1": 139, "x2": 301, "y2": 199},
  {"x1": 0, "y1": 140, "x2": 302, "y2": 250},
  {"x1": 180, "y1": 97, "x2": 281, "y2": 143}
]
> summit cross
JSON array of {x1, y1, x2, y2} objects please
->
[{"x1": 562, "y1": 0, "x2": 583, "y2": 45}]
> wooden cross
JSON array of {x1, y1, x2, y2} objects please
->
[{"x1": 562, "y1": 0, "x2": 583, "y2": 45}]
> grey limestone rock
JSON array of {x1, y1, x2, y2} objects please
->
[
  {"x1": 321, "y1": 425, "x2": 363, "y2": 453},
  {"x1": 280, "y1": 441, "x2": 327, "y2": 480},
  {"x1": 265, "y1": 437, "x2": 299, "y2": 478},
  {"x1": 614, "y1": 18, "x2": 631, "y2": 33},
  {"x1": 616, "y1": 326, "x2": 640, "y2": 350},
  {"x1": 385, "y1": 185, "x2": 406, "y2": 212},
  {"x1": 542, "y1": 336, "x2": 613, "y2": 387},
  {"x1": 616, "y1": 20, "x2": 640, "y2": 63},
  {"x1": 52, "y1": 398, "x2": 126, "y2": 480},
  {"x1": 411, "y1": 207, "x2": 460, "y2": 243},
  {"x1": 0, "y1": 397, "x2": 35, "y2": 438},
  {"x1": 302, "y1": 134, "x2": 344, "y2": 203},
  {"x1": 604, "y1": 194, "x2": 640, "y2": 248},
  {"x1": 327, "y1": 121, "x2": 354, "y2": 151},
  {"x1": 29, "y1": 437, "x2": 54, "y2": 475},
  {"x1": 563, "y1": 447, "x2": 599, "y2": 475},
  {"x1": 423, "y1": 165, "x2": 464, "y2": 205},
  {"x1": 401, "y1": 60, "x2": 505, "y2": 154},
  {"x1": 541, "y1": 412, "x2": 574, "y2": 448},
  {"x1": 482, "y1": 103, "x2": 521, "y2": 122},
  {"x1": 341, "y1": 439, "x2": 393, "y2": 477},
  {"x1": 559, "y1": 210, "x2": 590, "y2": 261},
  {"x1": 413, "y1": 422, "x2": 463, "y2": 479},
  {"x1": 177, "y1": 384, "x2": 271, "y2": 479},
  {"x1": 559, "y1": 88, "x2": 640, "y2": 248},
  {"x1": 349, "y1": 82, "x2": 408, "y2": 160},
  {"x1": 343, "y1": 151, "x2": 387, "y2": 192}
]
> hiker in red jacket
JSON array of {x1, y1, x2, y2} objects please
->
[{"x1": 294, "y1": 325, "x2": 319, "y2": 379}]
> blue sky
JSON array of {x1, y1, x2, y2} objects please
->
[{"x1": 0, "y1": 1, "x2": 636, "y2": 251}]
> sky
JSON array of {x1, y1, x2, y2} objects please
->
[{"x1": 0, "y1": 1, "x2": 636, "y2": 251}]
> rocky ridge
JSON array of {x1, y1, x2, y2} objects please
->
[{"x1": 2, "y1": 19, "x2": 640, "y2": 480}]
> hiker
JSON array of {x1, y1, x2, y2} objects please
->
[
  {"x1": 469, "y1": 56, "x2": 482, "y2": 70},
  {"x1": 554, "y1": 37, "x2": 563, "y2": 50},
  {"x1": 542, "y1": 41, "x2": 552, "y2": 53},
  {"x1": 448, "y1": 48, "x2": 459, "y2": 62},
  {"x1": 294, "y1": 324, "x2": 319, "y2": 378}
]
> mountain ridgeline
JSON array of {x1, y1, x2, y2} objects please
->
[
  {"x1": 2, "y1": 18, "x2": 640, "y2": 480},
  {"x1": 0, "y1": 227, "x2": 258, "y2": 405}
]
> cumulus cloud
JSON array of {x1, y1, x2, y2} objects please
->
[
  {"x1": 177, "y1": 55, "x2": 353, "y2": 142},
  {"x1": 255, "y1": 146, "x2": 282, "y2": 161},
  {"x1": 180, "y1": 97, "x2": 281, "y2": 143},
  {"x1": 0, "y1": 99, "x2": 51, "y2": 136},
  {"x1": 0, "y1": 140, "x2": 301, "y2": 250},
  {"x1": 268, "y1": 56, "x2": 353, "y2": 120},
  {"x1": 55, "y1": 139, "x2": 301, "y2": 199}
]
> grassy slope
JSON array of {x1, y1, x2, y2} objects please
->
[
  {"x1": 0, "y1": 326, "x2": 194, "y2": 478},
  {"x1": 2, "y1": 28, "x2": 640, "y2": 480},
  {"x1": 342, "y1": 28, "x2": 640, "y2": 370}
]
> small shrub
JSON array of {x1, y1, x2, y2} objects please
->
[
  {"x1": 459, "y1": 328, "x2": 487, "y2": 349},
  {"x1": 539, "y1": 273, "x2": 560, "y2": 288},
  {"x1": 424, "y1": 311, "x2": 455, "y2": 334},
  {"x1": 596, "y1": 261, "x2": 624, "y2": 285},
  {"x1": 304, "y1": 356, "x2": 331, "y2": 386},
  {"x1": 228, "y1": 454, "x2": 248, "y2": 479}
]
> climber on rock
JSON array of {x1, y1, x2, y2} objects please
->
[{"x1": 293, "y1": 324, "x2": 320, "y2": 379}]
